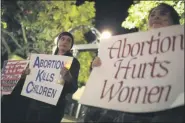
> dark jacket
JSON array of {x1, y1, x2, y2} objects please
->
[
  {"x1": 1, "y1": 77, "x2": 31, "y2": 123},
  {"x1": 26, "y1": 51, "x2": 80, "y2": 123}
]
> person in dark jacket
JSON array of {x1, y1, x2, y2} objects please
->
[
  {"x1": 1, "y1": 51, "x2": 32, "y2": 123},
  {"x1": 25, "y1": 32, "x2": 80, "y2": 123}
]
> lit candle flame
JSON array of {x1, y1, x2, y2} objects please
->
[
  {"x1": 64, "y1": 61, "x2": 72, "y2": 70},
  {"x1": 56, "y1": 61, "x2": 72, "y2": 85}
]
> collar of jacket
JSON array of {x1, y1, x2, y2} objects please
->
[{"x1": 63, "y1": 51, "x2": 73, "y2": 57}]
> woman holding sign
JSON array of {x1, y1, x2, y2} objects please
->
[
  {"x1": 26, "y1": 32, "x2": 80, "y2": 123},
  {"x1": 92, "y1": 3, "x2": 184, "y2": 123}
]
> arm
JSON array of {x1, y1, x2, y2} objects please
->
[
  {"x1": 12, "y1": 66, "x2": 30, "y2": 95},
  {"x1": 20, "y1": 66, "x2": 30, "y2": 79},
  {"x1": 62, "y1": 58, "x2": 80, "y2": 94}
]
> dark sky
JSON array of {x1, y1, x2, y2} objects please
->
[
  {"x1": 94, "y1": 0, "x2": 134, "y2": 35},
  {"x1": 76, "y1": 0, "x2": 135, "y2": 35}
]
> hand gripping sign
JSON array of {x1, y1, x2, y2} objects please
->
[{"x1": 21, "y1": 54, "x2": 73, "y2": 105}]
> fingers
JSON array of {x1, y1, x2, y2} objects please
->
[
  {"x1": 60, "y1": 67, "x2": 72, "y2": 83},
  {"x1": 56, "y1": 79, "x2": 65, "y2": 85},
  {"x1": 23, "y1": 68, "x2": 31, "y2": 75},
  {"x1": 60, "y1": 67, "x2": 68, "y2": 77},
  {"x1": 92, "y1": 57, "x2": 102, "y2": 68}
]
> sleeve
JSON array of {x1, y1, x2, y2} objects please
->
[
  {"x1": 20, "y1": 65, "x2": 29, "y2": 79},
  {"x1": 11, "y1": 78, "x2": 26, "y2": 96},
  {"x1": 62, "y1": 58, "x2": 80, "y2": 94}
]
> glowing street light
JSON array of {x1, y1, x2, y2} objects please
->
[{"x1": 101, "y1": 30, "x2": 112, "y2": 39}]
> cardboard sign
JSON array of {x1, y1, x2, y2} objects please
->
[
  {"x1": 21, "y1": 54, "x2": 73, "y2": 105},
  {"x1": 1, "y1": 60, "x2": 29, "y2": 95},
  {"x1": 80, "y1": 25, "x2": 184, "y2": 113}
]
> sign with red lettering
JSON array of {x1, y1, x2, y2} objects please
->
[
  {"x1": 21, "y1": 54, "x2": 73, "y2": 105},
  {"x1": 80, "y1": 25, "x2": 184, "y2": 112},
  {"x1": 1, "y1": 60, "x2": 29, "y2": 95}
]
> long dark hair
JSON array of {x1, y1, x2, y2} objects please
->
[{"x1": 148, "y1": 3, "x2": 180, "y2": 25}]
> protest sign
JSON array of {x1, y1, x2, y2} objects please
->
[
  {"x1": 21, "y1": 54, "x2": 73, "y2": 105},
  {"x1": 1, "y1": 60, "x2": 29, "y2": 95},
  {"x1": 80, "y1": 25, "x2": 184, "y2": 112}
]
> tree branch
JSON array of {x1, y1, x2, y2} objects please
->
[
  {"x1": 21, "y1": 22, "x2": 28, "y2": 44},
  {"x1": 1, "y1": 29, "x2": 22, "y2": 49},
  {"x1": 1, "y1": 36, "x2": 11, "y2": 54}
]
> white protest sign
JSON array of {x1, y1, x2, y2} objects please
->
[
  {"x1": 1, "y1": 60, "x2": 29, "y2": 95},
  {"x1": 80, "y1": 25, "x2": 184, "y2": 113},
  {"x1": 21, "y1": 54, "x2": 73, "y2": 105}
]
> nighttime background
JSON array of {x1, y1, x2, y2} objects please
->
[
  {"x1": 1, "y1": 0, "x2": 185, "y2": 122},
  {"x1": 77, "y1": 0, "x2": 135, "y2": 35}
]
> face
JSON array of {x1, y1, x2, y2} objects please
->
[
  {"x1": 148, "y1": 6, "x2": 174, "y2": 29},
  {"x1": 58, "y1": 35, "x2": 72, "y2": 55}
]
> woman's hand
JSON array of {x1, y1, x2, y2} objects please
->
[
  {"x1": 60, "y1": 67, "x2": 72, "y2": 83},
  {"x1": 21, "y1": 68, "x2": 30, "y2": 79},
  {"x1": 22, "y1": 68, "x2": 31, "y2": 75},
  {"x1": 92, "y1": 57, "x2": 102, "y2": 68}
]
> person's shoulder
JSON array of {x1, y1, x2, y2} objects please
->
[{"x1": 72, "y1": 57, "x2": 80, "y2": 66}]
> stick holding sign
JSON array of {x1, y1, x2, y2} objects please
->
[
  {"x1": 80, "y1": 25, "x2": 184, "y2": 113},
  {"x1": 21, "y1": 54, "x2": 73, "y2": 105}
]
